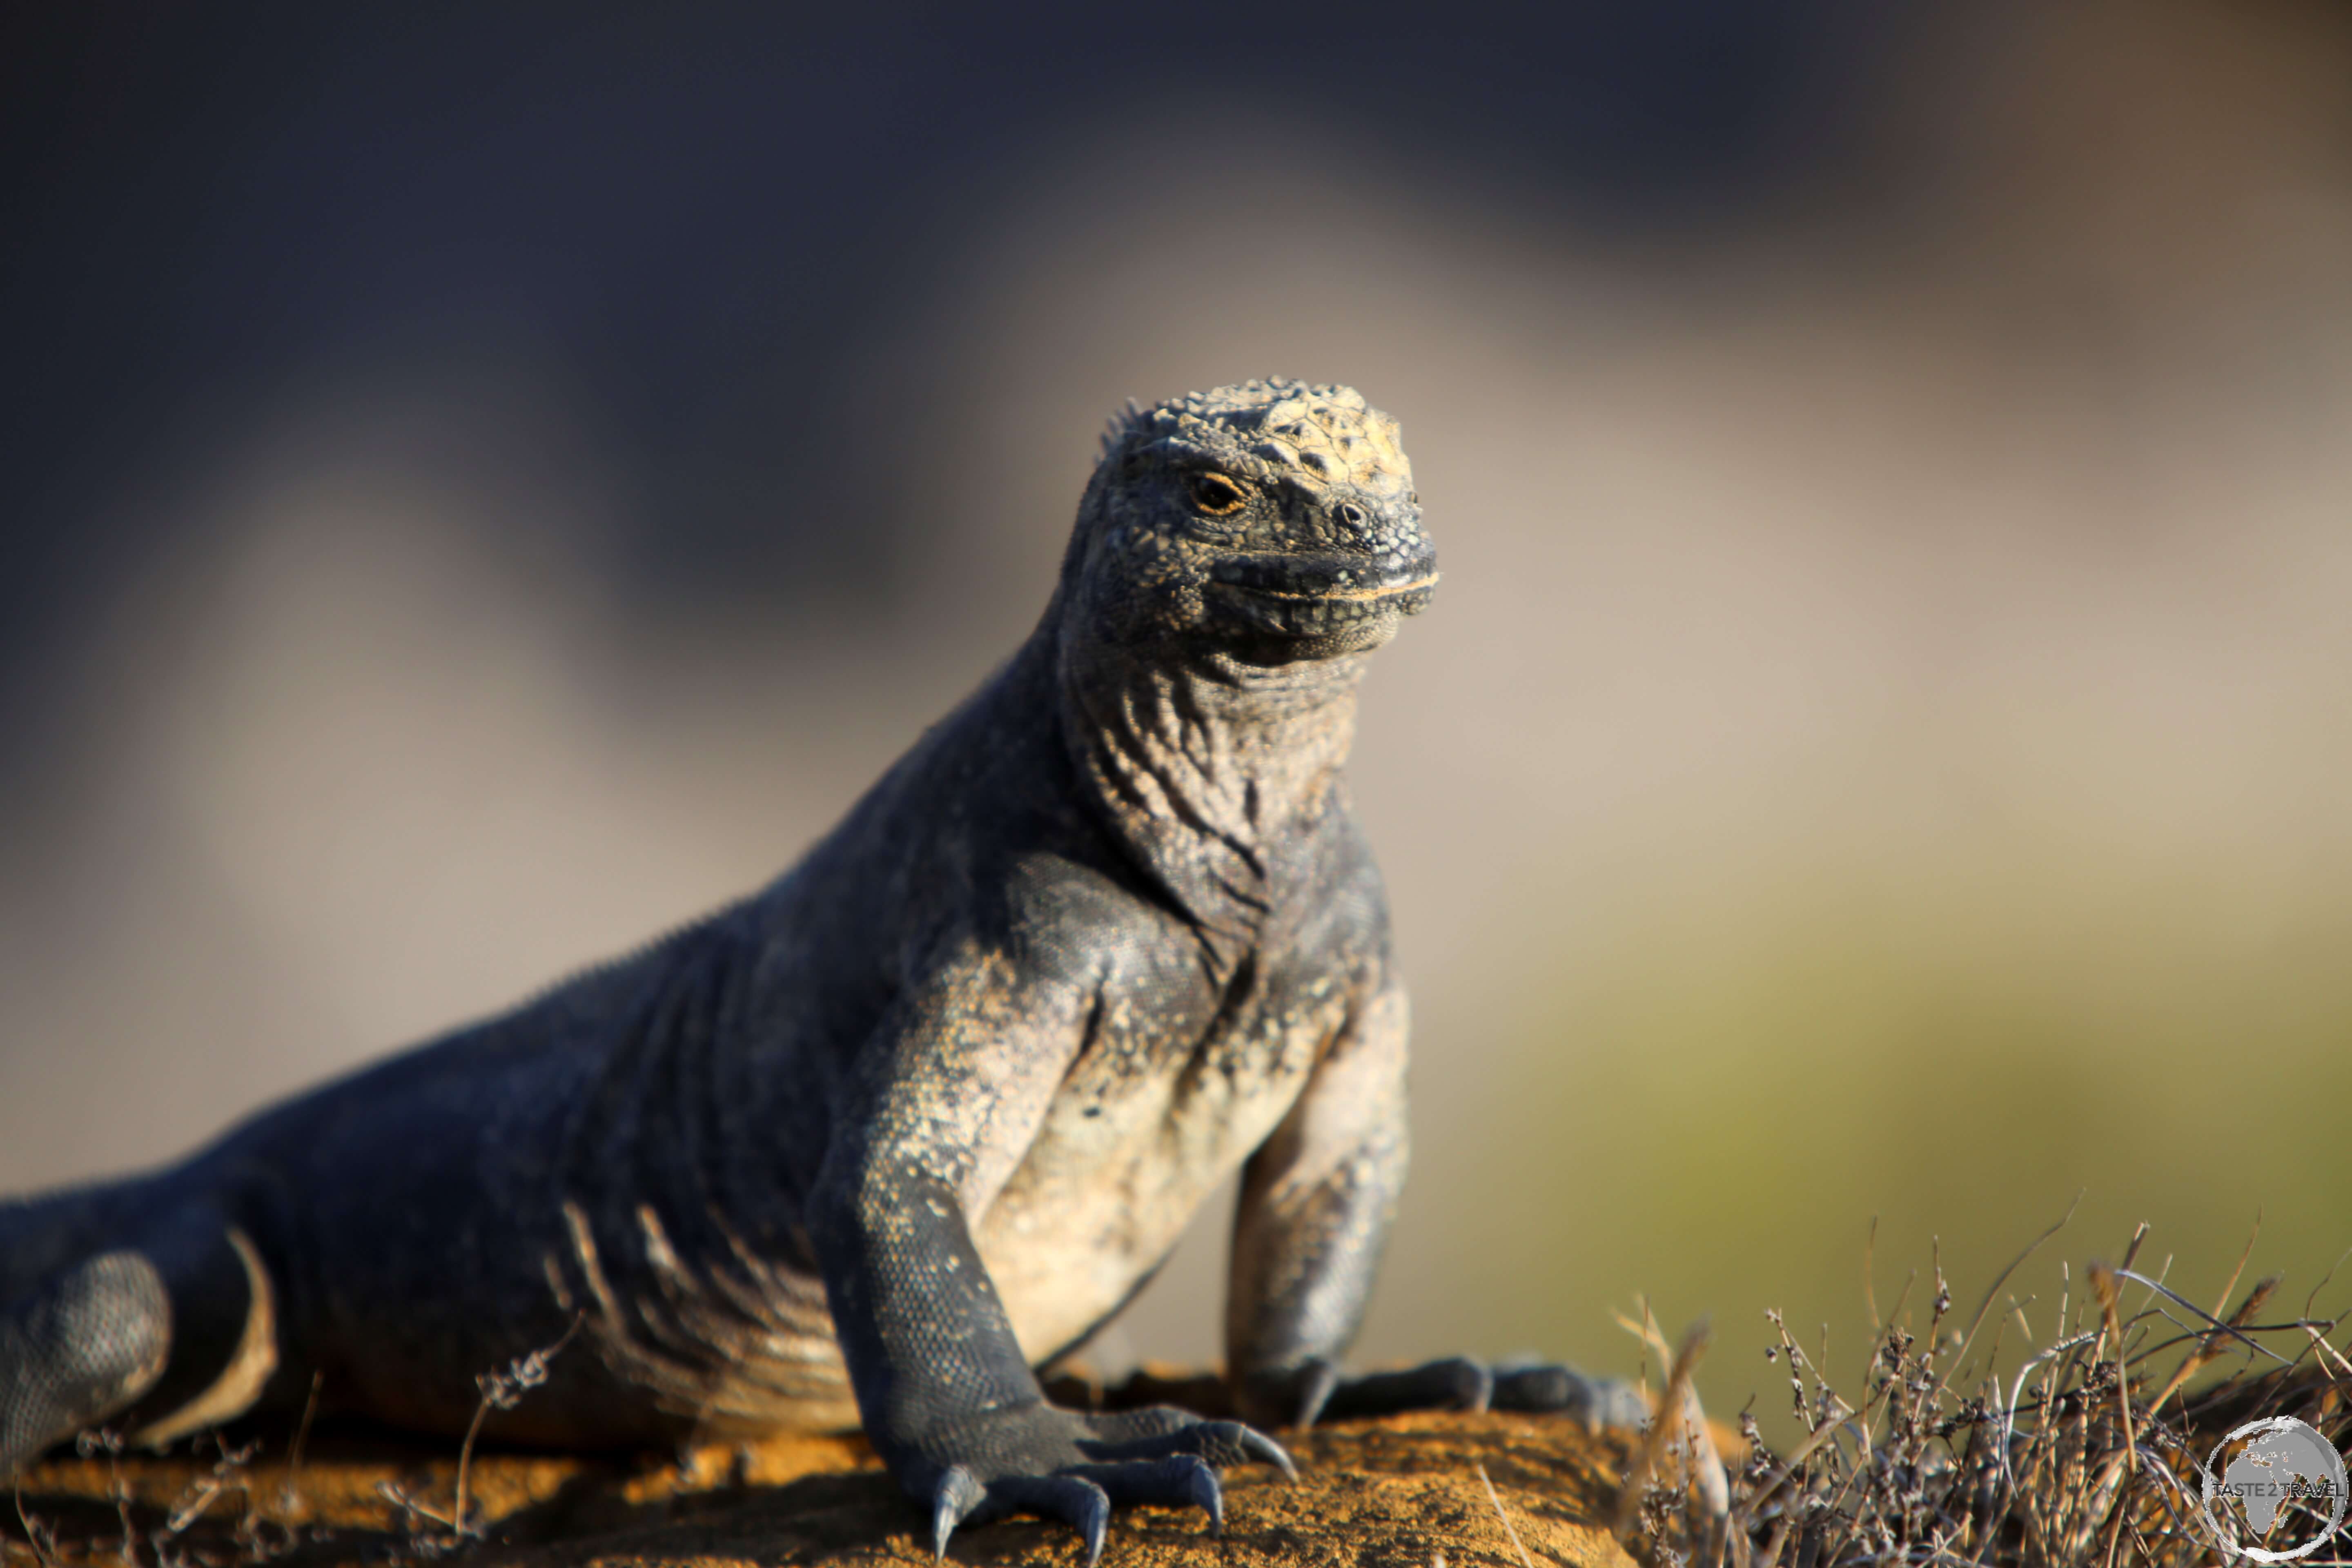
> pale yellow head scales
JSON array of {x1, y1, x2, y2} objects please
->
[{"x1": 1104, "y1": 379, "x2": 1414, "y2": 502}]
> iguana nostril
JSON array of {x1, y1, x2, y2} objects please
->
[{"x1": 1337, "y1": 502, "x2": 1367, "y2": 529}]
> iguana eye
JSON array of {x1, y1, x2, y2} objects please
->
[{"x1": 1186, "y1": 472, "x2": 1247, "y2": 517}]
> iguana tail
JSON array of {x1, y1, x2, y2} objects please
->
[
  {"x1": 0, "y1": 1179, "x2": 277, "y2": 1474},
  {"x1": 0, "y1": 1250, "x2": 171, "y2": 1472}
]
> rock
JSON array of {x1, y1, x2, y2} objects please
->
[{"x1": 4, "y1": 1408, "x2": 1640, "y2": 1568}]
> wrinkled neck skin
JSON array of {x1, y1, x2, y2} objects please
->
[{"x1": 1056, "y1": 618, "x2": 1369, "y2": 978}]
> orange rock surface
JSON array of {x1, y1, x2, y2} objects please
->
[{"x1": 6, "y1": 1409, "x2": 1642, "y2": 1568}]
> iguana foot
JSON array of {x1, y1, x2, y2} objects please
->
[
  {"x1": 919, "y1": 1402, "x2": 1292, "y2": 1565},
  {"x1": 1244, "y1": 1356, "x2": 1647, "y2": 1432},
  {"x1": 0, "y1": 1252, "x2": 172, "y2": 1474}
]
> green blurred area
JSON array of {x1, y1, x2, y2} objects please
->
[{"x1": 1410, "y1": 835, "x2": 2352, "y2": 1443}]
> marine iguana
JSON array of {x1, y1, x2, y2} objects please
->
[{"x1": 0, "y1": 380, "x2": 1635, "y2": 1561}]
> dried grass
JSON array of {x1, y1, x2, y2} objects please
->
[{"x1": 1630, "y1": 1223, "x2": 2351, "y2": 1568}]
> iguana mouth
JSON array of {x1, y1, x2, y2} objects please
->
[{"x1": 1206, "y1": 551, "x2": 1439, "y2": 637}]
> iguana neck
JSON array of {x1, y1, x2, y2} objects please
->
[{"x1": 1056, "y1": 628, "x2": 1367, "y2": 976}]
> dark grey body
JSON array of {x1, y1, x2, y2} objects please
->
[{"x1": 1, "y1": 382, "x2": 1626, "y2": 1557}]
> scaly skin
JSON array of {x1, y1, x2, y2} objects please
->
[{"x1": 0, "y1": 381, "x2": 1638, "y2": 1562}]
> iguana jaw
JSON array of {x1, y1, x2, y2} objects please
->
[{"x1": 1203, "y1": 549, "x2": 1439, "y2": 641}]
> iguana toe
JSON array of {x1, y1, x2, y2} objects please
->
[
  {"x1": 994, "y1": 1474, "x2": 1111, "y2": 1566},
  {"x1": 1258, "y1": 1356, "x2": 1644, "y2": 1431},
  {"x1": 1079, "y1": 1409, "x2": 1296, "y2": 1478},
  {"x1": 1065, "y1": 1454, "x2": 1224, "y2": 1535},
  {"x1": 1492, "y1": 1363, "x2": 1648, "y2": 1430},
  {"x1": 1320, "y1": 1355, "x2": 1493, "y2": 1421}
]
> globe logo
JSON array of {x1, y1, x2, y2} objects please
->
[{"x1": 2198, "y1": 1416, "x2": 2348, "y2": 1562}]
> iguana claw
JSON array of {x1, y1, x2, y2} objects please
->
[
  {"x1": 930, "y1": 1465, "x2": 986, "y2": 1561},
  {"x1": 1185, "y1": 1456, "x2": 1225, "y2": 1535}
]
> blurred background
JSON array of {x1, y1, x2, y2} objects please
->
[{"x1": 4, "y1": 2, "x2": 2350, "y2": 1435}]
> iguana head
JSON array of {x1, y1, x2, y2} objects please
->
[{"x1": 1062, "y1": 379, "x2": 1436, "y2": 662}]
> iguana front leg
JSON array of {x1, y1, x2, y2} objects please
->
[
  {"x1": 807, "y1": 943, "x2": 1290, "y2": 1565},
  {"x1": 1227, "y1": 978, "x2": 1646, "y2": 1432}
]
